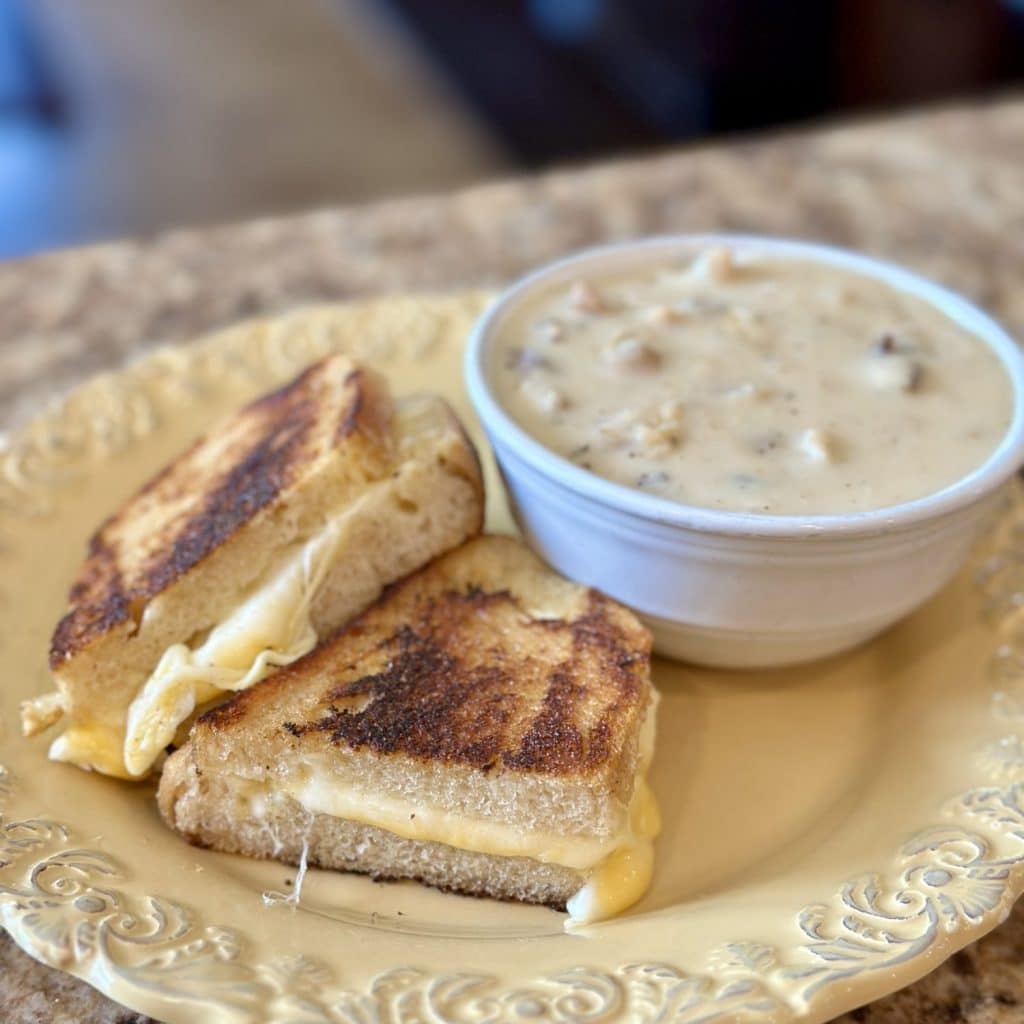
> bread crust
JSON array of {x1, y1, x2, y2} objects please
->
[{"x1": 51, "y1": 356, "x2": 393, "y2": 668}]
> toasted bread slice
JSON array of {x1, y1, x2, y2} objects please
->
[
  {"x1": 158, "y1": 535, "x2": 658, "y2": 925},
  {"x1": 27, "y1": 354, "x2": 484, "y2": 778}
]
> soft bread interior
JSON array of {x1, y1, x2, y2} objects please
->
[{"x1": 158, "y1": 749, "x2": 586, "y2": 909}]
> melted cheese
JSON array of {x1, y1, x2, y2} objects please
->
[
  {"x1": 120, "y1": 518, "x2": 345, "y2": 777},
  {"x1": 278, "y1": 772, "x2": 622, "y2": 870},
  {"x1": 565, "y1": 691, "x2": 661, "y2": 927},
  {"x1": 48, "y1": 721, "x2": 130, "y2": 778},
  {"x1": 564, "y1": 777, "x2": 660, "y2": 927}
]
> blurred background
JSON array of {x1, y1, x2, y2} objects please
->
[{"x1": 2, "y1": 0, "x2": 1024, "y2": 260}]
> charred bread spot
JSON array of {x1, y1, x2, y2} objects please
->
[
  {"x1": 267, "y1": 583, "x2": 647, "y2": 777},
  {"x1": 48, "y1": 356, "x2": 374, "y2": 664},
  {"x1": 197, "y1": 692, "x2": 252, "y2": 731},
  {"x1": 143, "y1": 402, "x2": 316, "y2": 596},
  {"x1": 335, "y1": 369, "x2": 365, "y2": 440},
  {"x1": 291, "y1": 623, "x2": 513, "y2": 770},
  {"x1": 501, "y1": 664, "x2": 584, "y2": 772},
  {"x1": 49, "y1": 535, "x2": 128, "y2": 667}
]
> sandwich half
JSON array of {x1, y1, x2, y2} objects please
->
[
  {"x1": 25, "y1": 354, "x2": 484, "y2": 778},
  {"x1": 158, "y1": 534, "x2": 659, "y2": 927}
]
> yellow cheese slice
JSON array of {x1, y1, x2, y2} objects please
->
[{"x1": 121, "y1": 518, "x2": 343, "y2": 777}]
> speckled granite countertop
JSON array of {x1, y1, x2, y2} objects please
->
[{"x1": 3, "y1": 97, "x2": 1024, "y2": 1023}]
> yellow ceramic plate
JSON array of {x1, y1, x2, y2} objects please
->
[{"x1": 2, "y1": 294, "x2": 1024, "y2": 1024}]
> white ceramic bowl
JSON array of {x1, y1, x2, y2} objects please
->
[{"x1": 464, "y1": 235, "x2": 1024, "y2": 668}]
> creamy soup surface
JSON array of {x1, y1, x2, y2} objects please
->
[{"x1": 493, "y1": 248, "x2": 1014, "y2": 515}]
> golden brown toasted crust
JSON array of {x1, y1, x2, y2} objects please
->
[
  {"x1": 196, "y1": 535, "x2": 651, "y2": 781},
  {"x1": 50, "y1": 356, "x2": 393, "y2": 668}
]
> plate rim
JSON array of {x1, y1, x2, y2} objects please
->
[{"x1": 2, "y1": 295, "x2": 1024, "y2": 1024}]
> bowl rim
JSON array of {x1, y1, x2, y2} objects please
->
[{"x1": 464, "y1": 233, "x2": 1024, "y2": 538}]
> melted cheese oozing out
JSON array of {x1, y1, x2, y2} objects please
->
[
  {"x1": 258, "y1": 694, "x2": 660, "y2": 928},
  {"x1": 565, "y1": 691, "x2": 661, "y2": 927},
  {"x1": 564, "y1": 778, "x2": 660, "y2": 928},
  {"x1": 120, "y1": 518, "x2": 344, "y2": 777},
  {"x1": 279, "y1": 773, "x2": 623, "y2": 870},
  {"x1": 48, "y1": 721, "x2": 128, "y2": 778}
]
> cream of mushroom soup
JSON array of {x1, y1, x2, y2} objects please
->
[{"x1": 493, "y1": 248, "x2": 1014, "y2": 515}]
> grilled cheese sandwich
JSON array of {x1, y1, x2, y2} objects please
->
[{"x1": 27, "y1": 356, "x2": 484, "y2": 778}]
